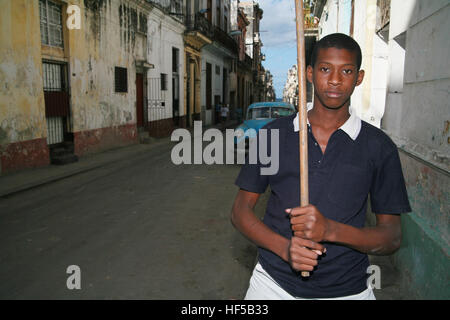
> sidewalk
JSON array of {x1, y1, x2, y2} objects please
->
[
  {"x1": 0, "y1": 140, "x2": 169, "y2": 198},
  {"x1": 0, "y1": 120, "x2": 239, "y2": 198}
]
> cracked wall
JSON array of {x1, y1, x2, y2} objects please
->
[
  {"x1": 67, "y1": 0, "x2": 150, "y2": 155},
  {"x1": 0, "y1": 0, "x2": 49, "y2": 173}
]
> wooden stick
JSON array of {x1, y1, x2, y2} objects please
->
[{"x1": 294, "y1": 0, "x2": 310, "y2": 277}]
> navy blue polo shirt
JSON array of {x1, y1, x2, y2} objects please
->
[{"x1": 235, "y1": 112, "x2": 411, "y2": 298}]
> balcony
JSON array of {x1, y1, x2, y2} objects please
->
[
  {"x1": 185, "y1": 13, "x2": 213, "y2": 39},
  {"x1": 213, "y1": 26, "x2": 237, "y2": 54},
  {"x1": 146, "y1": 0, "x2": 185, "y2": 23}
]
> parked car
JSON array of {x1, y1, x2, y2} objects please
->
[{"x1": 234, "y1": 102, "x2": 296, "y2": 150}]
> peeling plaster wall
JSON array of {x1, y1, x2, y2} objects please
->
[
  {"x1": 0, "y1": 0, "x2": 49, "y2": 173},
  {"x1": 64, "y1": 0, "x2": 154, "y2": 155},
  {"x1": 382, "y1": 0, "x2": 450, "y2": 299},
  {"x1": 0, "y1": 0, "x2": 47, "y2": 144},
  {"x1": 69, "y1": 0, "x2": 138, "y2": 133},
  {"x1": 383, "y1": 0, "x2": 449, "y2": 171}
]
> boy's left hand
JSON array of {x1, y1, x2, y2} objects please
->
[{"x1": 286, "y1": 205, "x2": 331, "y2": 243}]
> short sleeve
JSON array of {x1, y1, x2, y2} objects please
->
[
  {"x1": 234, "y1": 129, "x2": 272, "y2": 194},
  {"x1": 370, "y1": 149, "x2": 412, "y2": 214},
  {"x1": 235, "y1": 161, "x2": 269, "y2": 194}
]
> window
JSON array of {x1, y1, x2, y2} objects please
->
[
  {"x1": 215, "y1": 65, "x2": 220, "y2": 75},
  {"x1": 39, "y1": 0, "x2": 64, "y2": 47},
  {"x1": 43, "y1": 62, "x2": 66, "y2": 91},
  {"x1": 161, "y1": 73, "x2": 168, "y2": 91},
  {"x1": 115, "y1": 67, "x2": 128, "y2": 93},
  {"x1": 172, "y1": 48, "x2": 179, "y2": 73}
]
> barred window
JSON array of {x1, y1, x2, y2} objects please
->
[
  {"x1": 39, "y1": 0, "x2": 64, "y2": 48},
  {"x1": 115, "y1": 67, "x2": 128, "y2": 93}
]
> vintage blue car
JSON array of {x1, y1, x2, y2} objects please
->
[{"x1": 234, "y1": 102, "x2": 296, "y2": 149}]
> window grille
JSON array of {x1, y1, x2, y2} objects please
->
[
  {"x1": 39, "y1": 0, "x2": 64, "y2": 48},
  {"x1": 115, "y1": 67, "x2": 128, "y2": 93},
  {"x1": 43, "y1": 62, "x2": 65, "y2": 91}
]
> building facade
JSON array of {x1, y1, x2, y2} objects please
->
[
  {"x1": 200, "y1": 0, "x2": 237, "y2": 126},
  {"x1": 0, "y1": 0, "x2": 154, "y2": 173},
  {"x1": 0, "y1": 0, "x2": 272, "y2": 174},
  {"x1": 146, "y1": 1, "x2": 185, "y2": 136}
]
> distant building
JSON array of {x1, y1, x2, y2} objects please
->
[{"x1": 283, "y1": 65, "x2": 298, "y2": 107}]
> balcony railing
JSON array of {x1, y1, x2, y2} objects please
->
[
  {"x1": 213, "y1": 26, "x2": 237, "y2": 53},
  {"x1": 146, "y1": 0, "x2": 184, "y2": 22},
  {"x1": 185, "y1": 13, "x2": 213, "y2": 39}
]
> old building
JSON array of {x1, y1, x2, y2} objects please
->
[
  {"x1": 243, "y1": 1, "x2": 264, "y2": 102},
  {"x1": 0, "y1": 0, "x2": 272, "y2": 174},
  {"x1": 0, "y1": 0, "x2": 50, "y2": 173},
  {"x1": 230, "y1": 1, "x2": 250, "y2": 117},
  {"x1": 146, "y1": 1, "x2": 185, "y2": 137},
  {"x1": 0, "y1": 0, "x2": 153, "y2": 173},
  {"x1": 183, "y1": 0, "x2": 211, "y2": 128},
  {"x1": 263, "y1": 69, "x2": 276, "y2": 102},
  {"x1": 200, "y1": 0, "x2": 237, "y2": 126},
  {"x1": 283, "y1": 64, "x2": 298, "y2": 107}
]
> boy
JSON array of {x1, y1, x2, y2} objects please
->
[{"x1": 231, "y1": 33, "x2": 411, "y2": 300}]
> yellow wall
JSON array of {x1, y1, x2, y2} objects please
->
[{"x1": 0, "y1": 0, "x2": 47, "y2": 145}]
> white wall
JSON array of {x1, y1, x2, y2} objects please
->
[
  {"x1": 318, "y1": 0, "x2": 389, "y2": 128},
  {"x1": 147, "y1": 9, "x2": 185, "y2": 120},
  {"x1": 385, "y1": 0, "x2": 450, "y2": 169},
  {"x1": 381, "y1": 0, "x2": 415, "y2": 137},
  {"x1": 201, "y1": 47, "x2": 229, "y2": 125}
]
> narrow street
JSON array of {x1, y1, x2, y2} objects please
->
[{"x1": 0, "y1": 141, "x2": 269, "y2": 299}]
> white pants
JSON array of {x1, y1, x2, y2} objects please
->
[{"x1": 244, "y1": 262, "x2": 376, "y2": 300}]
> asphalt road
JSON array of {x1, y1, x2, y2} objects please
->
[{"x1": 0, "y1": 140, "x2": 269, "y2": 299}]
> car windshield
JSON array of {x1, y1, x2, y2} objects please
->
[
  {"x1": 247, "y1": 106, "x2": 294, "y2": 120},
  {"x1": 247, "y1": 107, "x2": 270, "y2": 119},
  {"x1": 271, "y1": 107, "x2": 295, "y2": 118}
]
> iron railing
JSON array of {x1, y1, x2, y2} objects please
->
[
  {"x1": 213, "y1": 25, "x2": 237, "y2": 53},
  {"x1": 147, "y1": 0, "x2": 184, "y2": 22},
  {"x1": 185, "y1": 13, "x2": 213, "y2": 39}
]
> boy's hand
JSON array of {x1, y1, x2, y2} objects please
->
[
  {"x1": 286, "y1": 205, "x2": 331, "y2": 243},
  {"x1": 288, "y1": 237, "x2": 324, "y2": 272}
]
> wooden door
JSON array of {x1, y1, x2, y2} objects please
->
[{"x1": 136, "y1": 73, "x2": 144, "y2": 127}]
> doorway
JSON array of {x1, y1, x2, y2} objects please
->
[{"x1": 136, "y1": 73, "x2": 144, "y2": 128}]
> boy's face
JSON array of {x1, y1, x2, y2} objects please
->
[{"x1": 307, "y1": 47, "x2": 364, "y2": 110}]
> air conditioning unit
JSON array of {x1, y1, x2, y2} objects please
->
[{"x1": 253, "y1": 32, "x2": 260, "y2": 43}]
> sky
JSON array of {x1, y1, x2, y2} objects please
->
[{"x1": 258, "y1": 0, "x2": 299, "y2": 99}]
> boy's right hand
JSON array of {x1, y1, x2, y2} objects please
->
[{"x1": 287, "y1": 237, "x2": 326, "y2": 272}]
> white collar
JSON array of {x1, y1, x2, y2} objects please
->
[{"x1": 293, "y1": 106, "x2": 362, "y2": 141}]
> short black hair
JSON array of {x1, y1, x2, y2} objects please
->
[{"x1": 310, "y1": 33, "x2": 362, "y2": 70}]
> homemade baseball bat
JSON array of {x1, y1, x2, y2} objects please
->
[{"x1": 294, "y1": 0, "x2": 310, "y2": 277}]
